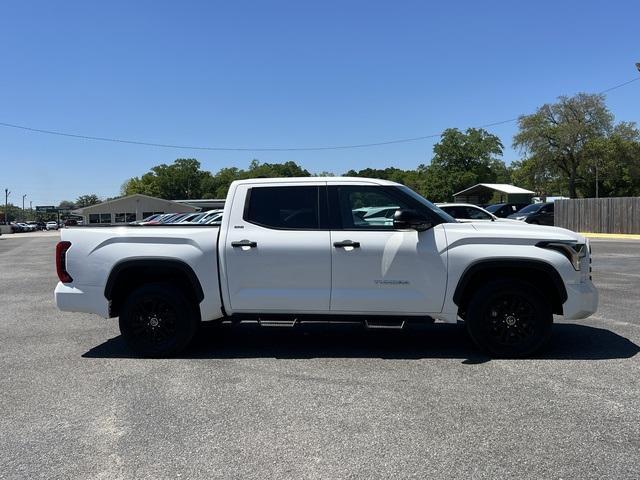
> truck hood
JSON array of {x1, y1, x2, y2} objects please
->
[{"x1": 442, "y1": 221, "x2": 585, "y2": 244}]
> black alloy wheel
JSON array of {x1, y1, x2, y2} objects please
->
[
  {"x1": 465, "y1": 280, "x2": 552, "y2": 357},
  {"x1": 484, "y1": 293, "x2": 536, "y2": 346},
  {"x1": 119, "y1": 283, "x2": 199, "y2": 357}
]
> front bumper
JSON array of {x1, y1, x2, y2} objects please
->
[
  {"x1": 54, "y1": 282, "x2": 110, "y2": 318},
  {"x1": 563, "y1": 280, "x2": 598, "y2": 320}
]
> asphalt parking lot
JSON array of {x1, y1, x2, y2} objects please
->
[{"x1": 0, "y1": 234, "x2": 638, "y2": 479}]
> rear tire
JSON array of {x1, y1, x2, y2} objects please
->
[
  {"x1": 119, "y1": 283, "x2": 199, "y2": 357},
  {"x1": 465, "y1": 279, "x2": 552, "y2": 357}
]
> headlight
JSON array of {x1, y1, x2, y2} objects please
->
[
  {"x1": 536, "y1": 240, "x2": 587, "y2": 270},
  {"x1": 515, "y1": 216, "x2": 526, "y2": 221}
]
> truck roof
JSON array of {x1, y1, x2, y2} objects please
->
[{"x1": 230, "y1": 176, "x2": 402, "y2": 186}]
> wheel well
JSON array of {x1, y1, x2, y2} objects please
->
[
  {"x1": 105, "y1": 260, "x2": 204, "y2": 318},
  {"x1": 453, "y1": 261, "x2": 567, "y2": 317}
]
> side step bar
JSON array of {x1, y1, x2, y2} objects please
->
[
  {"x1": 225, "y1": 315, "x2": 422, "y2": 330},
  {"x1": 364, "y1": 319, "x2": 405, "y2": 330},
  {"x1": 257, "y1": 318, "x2": 298, "y2": 328}
]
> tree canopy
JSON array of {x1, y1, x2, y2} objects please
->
[
  {"x1": 57, "y1": 200, "x2": 76, "y2": 210},
  {"x1": 344, "y1": 129, "x2": 510, "y2": 202},
  {"x1": 512, "y1": 93, "x2": 637, "y2": 198},
  {"x1": 118, "y1": 94, "x2": 639, "y2": 202},
  {"x1": 121, "y1": 159, "x2": 311, "y2": 199},
  {"x1": 424, "y1": 128, "x2": 508, "y2": 202},
  {"x1": 75, "y1": 194, "x2": 100, "y2": 208}
]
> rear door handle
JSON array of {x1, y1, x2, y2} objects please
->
[
  {"x1": 333, "y1": 240, "x2": 360, "y2": 248},
  {"x1": 231, "y1": 240, "x2": 257, "y2": 248}
]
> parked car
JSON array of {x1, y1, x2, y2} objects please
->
[
  {"x1": 140, "y1": 213, "x2": 175, "y2": 225},
  {"x1": 485, "y1": 203, "x2": 529, "y2": 218},
  {"x1": 27, "y1": 221, "x2": 46, "y2": 231},
  {"x1": 164, "y1": 213, "x2": 192, "y2": 224},
  {"x1": 55, "y1": 177, "x2": 597, "y2": 359},
  {"x1": 175, "y1": 213, "x2": 202, "y2": 224},
  {"x1": 508, "y1": 202, "x2": 555, "y2": 225},
  {"x1": 17, "y1": 222, "x2": 36, "y2": 232},
  {"x1": 131, "y1": 214, "x2": 162, "y2": 225},
  {"x1": 195, "y1": 210, "x2": 224, "y2": 224},
  {"x1": 436, "y1": 203, "x2": 520, "y2": 223},
  {"x1": 201, "y1": 212, "x2": 223, "y2": 224},
  {"x1": 176, "y1": 211, "x2": 208, "y2": 224},
  {"x1": 46, "y1": 221, "x2": 59, "y2": 230}
]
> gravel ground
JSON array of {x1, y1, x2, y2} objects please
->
[{"x1": 0, "y1": 235, "x2": 638, "y2": 479}]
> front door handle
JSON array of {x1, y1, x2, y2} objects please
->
[
  {"x1": 231, "y1": 239, "x2": 257, "y2": 248},
  {"x1": 333, "y1": 240, "x2": 360, "y2": 248}
]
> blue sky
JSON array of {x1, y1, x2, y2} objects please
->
[{"x1": 0, "y1": 0, "x2": 638, "y2": 205}]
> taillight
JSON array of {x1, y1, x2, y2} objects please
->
[{"x1": 56, "y1": 241, "x2": 73, "y2": 283}]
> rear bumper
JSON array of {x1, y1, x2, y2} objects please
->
[
  {"x1": 54, "y1": 282, "x2": 110, "y2": 318},
  {"x1": 563, "y1": 280, "x2": 598, "y2": 320}
]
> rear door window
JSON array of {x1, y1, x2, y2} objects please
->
[{"x1": 244, "y1": 186, "x2": 320, "y2": 229}]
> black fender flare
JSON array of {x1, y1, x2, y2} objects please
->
[
  {"x1": 452, "y1": 259, "x2": 568, "y2": 306},
  {"x1": 104, "y1": 258, "x2": 204, "y2": 303}
]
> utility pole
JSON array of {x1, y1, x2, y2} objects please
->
[
  {"x1": 595, "y1": 160, "x2": 599, "y2": 199},
  {"x1": 22, "y1": 194, "x2": 27, "y2": 218},
  {"x1": 4, "y1": 189, "x2": 10, "y2": 224}
]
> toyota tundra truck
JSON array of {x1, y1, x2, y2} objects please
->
[{"x1": 54, "y1": 177, "x2": 598, "y2": 357}]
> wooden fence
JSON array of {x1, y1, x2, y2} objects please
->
[{"x1": 555, "y1": 197, "x2": 640, "y2": 234}]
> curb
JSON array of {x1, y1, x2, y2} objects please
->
[{"x1": 581, "y1": 232, "x2": 640, "y2": 240}]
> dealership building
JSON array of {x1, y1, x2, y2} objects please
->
[{"x1": 72, "y1": 194, "x2": 201, "y2": 225}]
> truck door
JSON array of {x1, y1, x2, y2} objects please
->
[
  {"x1": 328, "y1": 183, "x2": 447, "y2": 314},
  {"x1": 223, "y1": 182, "x2": 331, "y2": 312}
]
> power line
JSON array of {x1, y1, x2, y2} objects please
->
[
  {"x1": 598, "y1": 77, "x2": 640, "y2": 94},
  {"x1": 0, "y1": 77, "x2": 638, "y2": 152}
]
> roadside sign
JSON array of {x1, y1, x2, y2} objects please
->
[
  {"x1": 36, "y1": 206, "x2": 60, "y2": 213},
  {"x1": 35, "y1": 205, "x2": 56, "y2": 212}
]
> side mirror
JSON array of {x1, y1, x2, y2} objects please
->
[{"x1": 393, "y1": 209, "x2": 432, "y2": 232}]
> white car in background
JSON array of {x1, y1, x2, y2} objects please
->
[
  {"x1": 196, "y1": 210, "x2": 223, "y2": 224},
  {"x1": 46, "y1": 221, "x2": 59, "y2": 230},
  {"x1": 17, "y1": 223, "x2": 35, "y2": 232},
  {"x1": 175, "y1": 213, "x2": 203, "y2": 224},
  {"x1": 436, "y1": 203, "x2": 521, "y2": 223},
  {"x1": 201, "y1": 212, "x2": 223, "y2": 224}
]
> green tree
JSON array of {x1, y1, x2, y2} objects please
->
[
  {"x1": 577, "y1": 122, "x2": 640, "y2": 197},
  {"x1": 423, "y1": 128, "x2": 507, "y2": 202},
  {"x1": 246, "y1": 159, "x2": 310, "y2": 178},
  {"x1": 344, "y1": 167, "x2": 428, "y2": 197},
  {"x1": 0, "y1": 203, "x2": 18, "y2": 223},
  {"x1": 121, "y1": 158, "x2": 209, "y2": 199},
  {"x1": 58, "y1": 200, "x2": 76, "y2": 210},
  {"x1": 122, "y1": 159, "x2": 312, "y2": 200},
  {"x1": 75, "y1": 194, "x2": 100, "y2": 208},
  {"x1": 509, "y1": 157, "x2": 566, "y2": 198},
  {"x1": 513, "y1": 93, "x2": 614, "y2": 198}
]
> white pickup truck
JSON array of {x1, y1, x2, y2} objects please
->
[{"x1": 55, "y1": 177, "x2": 598, "y2": 357}]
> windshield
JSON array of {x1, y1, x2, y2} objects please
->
[
  {"x1": 397, "y1": 186, "x2": 457, "y2": 223},
  {"x1": 485, "y1": 204, "x2": 503, "y2": 213},
  {"x1": 518, "y1": 204, "x2": 542, "y2": 214}
]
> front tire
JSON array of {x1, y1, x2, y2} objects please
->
[
  {"x1": 119, "y1": 283, "x2": 199, "y2": 357},
  {"x1": 465, "y1": 280, "x2": 552, "y2": 357}
]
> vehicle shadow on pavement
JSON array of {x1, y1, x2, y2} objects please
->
[{"x1": 83, "y1": 322, "x2": 639, "y2": 362}]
